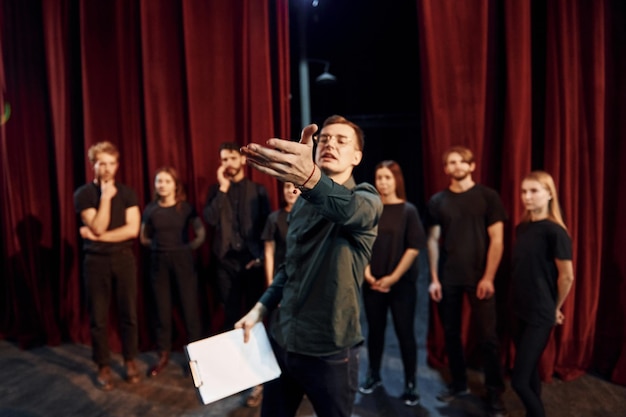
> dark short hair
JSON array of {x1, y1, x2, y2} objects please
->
[
  {"x1": 321, "y1": 115, "x2": 364, "y2": 151},
  {"x1": 219, "y1": 142, "x2": 242, "y2": 153}
]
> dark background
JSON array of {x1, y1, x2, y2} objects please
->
[{"x1": 288, "y1": 0, "x2": 425, "y2": 212}]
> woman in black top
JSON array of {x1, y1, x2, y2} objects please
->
[
  {"x1": 243, "y1": 182, "x2": 300, "y2": 407},
  {"x1": 261, "y1": 182, "x2": 301, "y2": 286},
  {"x1": 358, "y1": 160, "x2": 426, "y2": 407},
  {"x1": 511, "y1": 171, "x2": 574, "y2": 417},
  {"x1": 140, "y1": 167, "x2": 206, "y2": 377}
]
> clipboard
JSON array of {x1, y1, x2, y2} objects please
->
[{"x1": 184, "y1": 323, "x2": 281, "y2": 405}]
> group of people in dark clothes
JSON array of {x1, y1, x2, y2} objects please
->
[{"x1": 74, "y1": 115, "x2": 573, "y2": 417}]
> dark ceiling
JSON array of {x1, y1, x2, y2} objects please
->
[
  {"x1": 289, "y1": 0, "x2": 421, "y2": 128},
  {"x1": 288, "y1": 0, "x2": 425, "y2": 207}
]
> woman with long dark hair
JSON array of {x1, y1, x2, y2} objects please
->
[
  {"x1": 359, "y1": 160, "x2": 426, "y2": 406},
  {"x1": 140, "y1": 166, "x2": 205, "y2": 377}
]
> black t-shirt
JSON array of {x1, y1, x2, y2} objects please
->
[
  {"x1": 370, "y1": 202, "x2": 426, "y2": 283},
  {"x1": 74, "y1": 182, "x2": 139, "y2": 253},
  {"x1": 261, "y1": 208, "x2": 289, "y2": 272},
  {"x1": 511, "y1": 219, "x2": 572, "y2": 326},
  {"x1": 142, "y1": 201, "x2": 197, "y2": 251},
  {"x1": 427, "y1": 184, "x2": 507, "y2": 285}
]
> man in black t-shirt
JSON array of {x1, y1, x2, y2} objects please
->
[
  {"x1": 426, "y1": 146, "x2": 509, "y2": 417},
  {"x1": 74, "y1": 141, "x2": 141, "y2": 391}
]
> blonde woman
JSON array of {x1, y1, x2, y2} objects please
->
[{"x1": 511, "y1": 171, "x2": 574, "y2": 417}]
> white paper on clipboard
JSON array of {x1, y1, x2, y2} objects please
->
[{"x1": 184, "y1": 322, "x2": 281, "y2": 405}]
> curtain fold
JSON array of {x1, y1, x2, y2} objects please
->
[
  {"x1": 499, "y1": 0, "x2": 532, "y2": 375},
  {"x1": 541, "y1": 0, "x2": 606, "y2": 382},
  {"x1": 2, "y1": 0, "x2": 63, "y2": 348},
  {"x1": 418, "y1": 0, "x2": 492, "y2": 197},
  {"x1": 595, "y1": 0, "x2": 626, "y2": 385},
  {"x1": 42, "y1": 0, "x2": 82, "y2": 344}
]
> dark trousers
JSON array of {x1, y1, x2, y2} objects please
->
[
  {"x1": 511, "y1": 318, "x2": 552, "y2": 417},
  {"x1": 438, "y1": 284, "x2": 505, "y2": 391},
  {"x1": 83, "y1": 249, "x2": 138, "y2": 366},
  {"x1": 262, "y1": 337, "x2": 360, "y2": 417},
  {"x1": 362, "y1": 278, "x2": 417, "y2": 384},
  {"x1": 215, "y1": 251, "x2": 264, "y2": 330},
  {"x1": 150, "y1": 249, "x2": 202, "y2": 351}
]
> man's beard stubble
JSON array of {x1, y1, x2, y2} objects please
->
[
  {"x1": 451, "y1": 171, "x2": 470, "y2": 181},
  {"x1": 224, "y1": 166, "x2": 241, "y2": 179}
]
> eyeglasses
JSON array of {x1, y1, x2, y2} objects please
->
[{"x1": 315, "y1": 134, "x2": 353, "y2": 146}]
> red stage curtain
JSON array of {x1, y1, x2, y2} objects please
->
[
  {"x1": 541, "y1": 0, "x2": 606, "y2": 382},
  {"x1": 0, "y1": 0, "x2": 290, "y2": 352},
  {"x1": 418, "y1": 0, "x2": 494, "y2": 373},
  {"x1": 417, "y1": 0, "x2": 626, "y2": 385}
]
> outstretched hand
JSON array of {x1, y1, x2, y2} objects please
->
[{"x1": 240, "y1": 124, "x2": 319, "y2": 186}]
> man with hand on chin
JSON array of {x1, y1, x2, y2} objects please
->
[
  {"x1": 203, "y1": 142, "x2": 270, "y2": 333},
  {"x1": 74, "y1": 141, "x2": 141, "y2": 391},
  {"x1": 235, "y1": 115, "x2": 383, "y2": 417}
]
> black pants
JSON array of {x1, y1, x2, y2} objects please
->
[
  {"x1": 83, "y1": 249, "x2": 138, "y2": 366},
  {"x1": 150, "y1": 249, "x2": 202, "y2": 351},
  {"x1": 362, "y1": 277, "x2": 417, "y2": 384},
  {"x1": 215, "y1": 251, "x2": 264, "y2": 330},
  {"x1": 438, "y1": 284, "x2": 505, "y2": 391},
  {"x1": 511, "y1": 317, "x2": 553, "y2": 417},
  {"x1": 262, "y1": 337, "x2": 360, "y2": 417}
]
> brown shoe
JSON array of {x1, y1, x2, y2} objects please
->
[
  {"x1": 125, "y1": 360, "x2": 140, "y2": 384},
  {"x1": 148, "y1": 351, "x2": 170, "y2": 377},
  {"x1": 96, "y1": 365, "x2": 114, "y2": 391}
]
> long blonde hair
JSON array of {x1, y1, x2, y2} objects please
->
[{"x1": 521, "y1": 170, "x2": 568, "y2": 231}]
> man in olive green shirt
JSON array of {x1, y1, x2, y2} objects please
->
[{"x1": 236, "y1": 115, "x2": 382, "y2": 417}]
